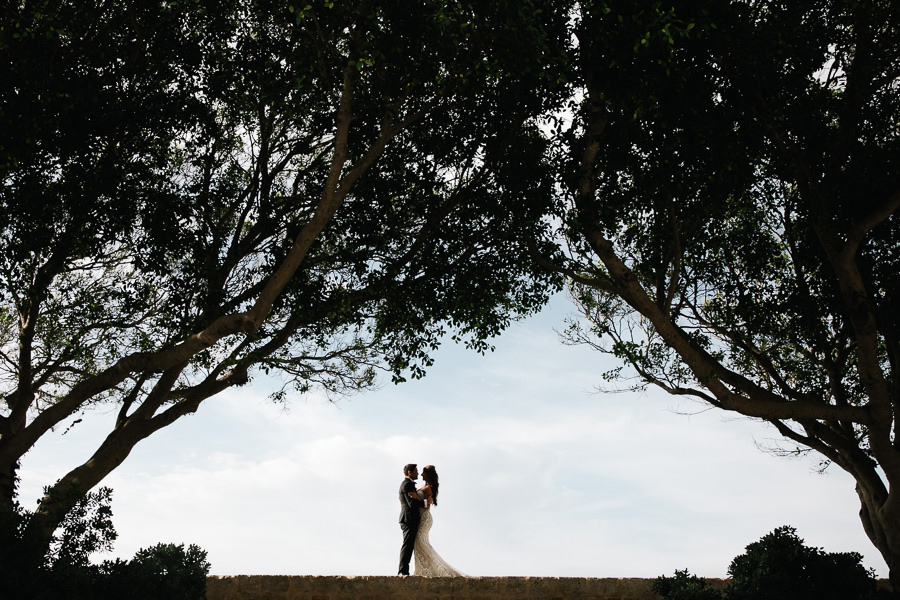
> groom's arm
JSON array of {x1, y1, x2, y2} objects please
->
[
  {"x1": 400, "y1": 480, "x2": 417, "y2": 508},
  {"x1": 401, "y1": 480, "x2": 424, "y2": 508}
]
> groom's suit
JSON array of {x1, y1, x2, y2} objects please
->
[{"x1": 398, "y1": 477, "x2": 425, "y2": 575}]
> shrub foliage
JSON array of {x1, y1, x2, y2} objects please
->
[
  {"x1": 654, "y1": 526, "x2": 883, "y2": 600},
  {"x1": 0, "y1": 487, "x2": 209, "y2": 600}
]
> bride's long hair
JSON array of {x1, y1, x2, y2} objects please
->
[{"x1": 422, "y1": 465, "x2": 439, "y2": 505}]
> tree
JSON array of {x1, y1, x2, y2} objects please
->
[
  {"x1": 539, "y1": 0, "x2": 900, "y2": 587},
  {"x1": 652, "y1": 526, "x2": 879, "y2": 600},
  {"x1": 727, "y1": 526, "x2": 877, "y2": 600},
  {"x1": 0, "y1": 0, "x2": 571, "y2": 560},
  {"x1": 653, "y1": 569, "x2": 724, "y2": 600}
]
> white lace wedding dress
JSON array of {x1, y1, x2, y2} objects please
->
[{"x1": 413, "y1": 507, "x2": 466, "y2": 577}]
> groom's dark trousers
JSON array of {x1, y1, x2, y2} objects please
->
[{"x1": 398, "y1": 477, "x2": 424, "y2": 575}]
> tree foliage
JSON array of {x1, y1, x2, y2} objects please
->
[
  {"x1": 542, "y1": 0, "x2": 900, "y2": 583},
  {"x1": 653, "y1": 526, "x2": 880, "y2": 600},
  {"x1": 653, "y1": 569, "x2": 724, "y2": 600},
  {"x1": 727, "y1": 526, "x2": 877, "y2": 600},
  {"x1": 0, "y1": 0, "x2": 570, "y2": 555}
]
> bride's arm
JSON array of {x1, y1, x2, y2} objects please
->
[
  {"x1": 418, "y1": 486, "x2": 433, "y2": 509},
  {"x1": 406, "y1": 488, "x2": 427, "y2": 504}
]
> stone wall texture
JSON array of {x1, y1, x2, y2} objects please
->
[
  {"x1": 206, "y1": 575, "x2": 895, "y2": 599},
  {"x1": 205, "y1": 575, "x2": 728, "y2": 600}
]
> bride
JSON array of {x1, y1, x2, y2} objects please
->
[{"x1": 413, "y1": 465, "x2": 466, "y2": 577}]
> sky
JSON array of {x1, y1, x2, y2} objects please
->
[{"x1": 18, "y1": 294, "x2": 886, "y2": 578}]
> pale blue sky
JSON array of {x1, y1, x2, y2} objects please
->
[{"x1": 19, "y1": 294, "x2": 884, "y2": 577}]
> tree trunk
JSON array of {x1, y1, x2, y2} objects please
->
[
  {"x1": 0, "y1": 459, "x2": 17, "y2": 508},
  {"x1": 857, "y1": 485, "x2": 900, "y2": 597},
  {"x1": 20, "y1": 408, "x2": 162, "y2": 560}
]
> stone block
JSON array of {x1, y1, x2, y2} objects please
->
[
  {"x1": 468, "y1": 576, "x2": 503, "y2": 594},
  {"x1": 363, "y1": 575, "x2": 408, "y2": 596},
  {"x1": 232, "y1": 574, "x2": 263, "y2": 593},
  {"x1": 422, "y1": 576, "x2": 469, "y2": 595},
  {"x1": 332, "y1": 575, "x2": 370, "y2": 595},
  {"x1": 285, "y1": 575, "x2": 318, "y2": 594},
  {"x1": 499, "y1": 576, "x2": 531, "y2": 596},
  {"x1": 584, "y1": 578, "x2": 624, "y2": 597},
  {"x1": 257, "y1": 575, "x2": 292, "y2": 594},
  {"x1": 620, "y1": 578, "x2": 658, "y2": 599},
  {"x1": 528, "y1": 576, "x2": 564, "y2": 597},
  {"x1": 205, "y1": 576, "x2": 236, "y2": 600},
  {"x1": 561, "y1": 577, "x2": 593, "y2": 597}
]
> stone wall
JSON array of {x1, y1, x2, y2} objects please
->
[
  {"x1": 206, "y1": 575, "x2": 893, "y2": 599},
  {"x1": 205, "y1": 575, "x2": 729, "y2": 600}
]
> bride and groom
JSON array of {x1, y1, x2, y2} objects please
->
[{"x1": 398, "y1": 463, "x2": 466, "y2": 577}]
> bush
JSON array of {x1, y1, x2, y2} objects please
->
[
  {"x1": 655, "y1": 526, "x2": 883, "y2": 600},
  {"x1": 653, "y1": 569, "x2": 724, "y2": 600},
  {"x1": 1, "y1": 487, "x2": 209, "y2": 600},
  {"x1": 98, "y1": 543, "x2": 211, "y2": 600},
  {"x1": 726, "y1": 525, "x2": 878, "y2": 600},
  {"x1": 0, "y1": 486, "x2": 118, "y2": 600}
]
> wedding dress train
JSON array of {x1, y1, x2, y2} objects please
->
[{"x1": 413, "y1": 508, "x2": 466, "y2": 577}]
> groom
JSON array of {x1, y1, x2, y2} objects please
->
[{"x1": 398, "y1": 463, "x2": 425, "y2": 576}]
